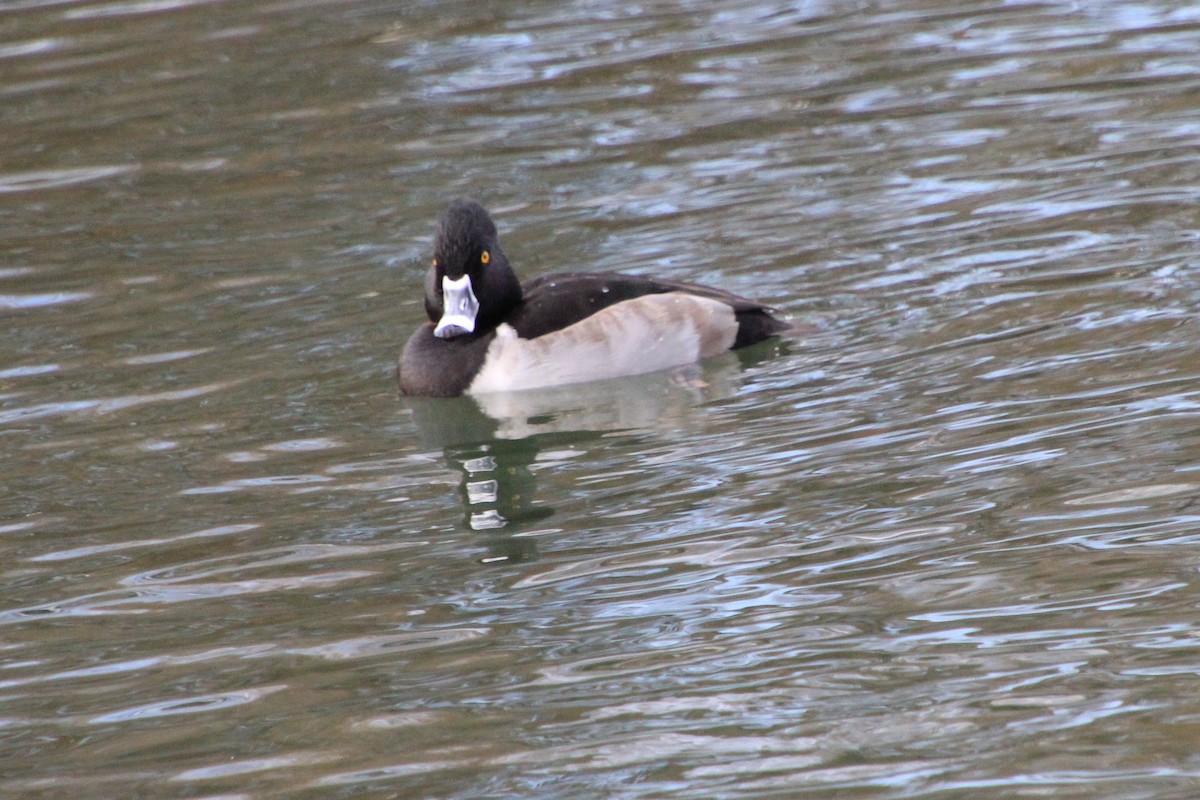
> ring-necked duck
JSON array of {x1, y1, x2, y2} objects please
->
[{"x1": 398, "y1": 199, "x2": 791, "y2": 396}]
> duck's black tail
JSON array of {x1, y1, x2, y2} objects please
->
[{"x1": 733, "y1": 309, "x2": 800, "y2": 350}]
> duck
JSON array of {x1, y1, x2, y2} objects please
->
[{"x1": 398, "y1": 198, "x2": 792, "y2": 397}]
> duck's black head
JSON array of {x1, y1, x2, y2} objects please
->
[{"x1": 424, "y1": 199, "x2": 522, "y2": 339}]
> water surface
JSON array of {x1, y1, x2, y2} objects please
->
[{"x1": 4, "y1": 0, "x2": 1200, "y2": 797}]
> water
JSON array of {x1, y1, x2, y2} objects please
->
[{"x1": 4, "y1": 0, "x2": 1200, "y2": 797}]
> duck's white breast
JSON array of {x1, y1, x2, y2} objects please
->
[{"x1": 467, "y1": 293, "x2": 738, "y2": 394}]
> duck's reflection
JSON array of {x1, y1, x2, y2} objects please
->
[
  {"x1": 452, "y1": 438, "x2": 552, "y2": 531},
  {"x1": 405, "y1": 347, "x2": 781, "y2": 561}
]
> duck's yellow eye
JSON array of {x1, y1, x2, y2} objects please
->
[
  {"x1": 480, "y1": 250, "x2": 490, "y2": 265},
  {"x1": 432, "y1": 257, "x2": 438, "y2": 268}
]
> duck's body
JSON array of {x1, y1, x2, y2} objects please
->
[{"x1": 398, "y1": 199, "x2": 791, "y2": 397}]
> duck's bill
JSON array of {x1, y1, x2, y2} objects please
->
[{"x1": 434, "y1": 275, "x2": 480, "y2": 339}]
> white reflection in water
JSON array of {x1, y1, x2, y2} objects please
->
[
  {"x1": 0, "y1": 291, "x2": 90, "y2": 309},
  {"x1": 87, "y1": 685, "x2": 287, "y2": 724}
]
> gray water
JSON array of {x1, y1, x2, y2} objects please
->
[{"x1": 4, "y1": 0, "x2": 1200, "y2": 797}]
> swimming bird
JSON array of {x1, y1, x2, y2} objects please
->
[{"x1": 398, "y1": 198, "x2": 790, "y2": 396}]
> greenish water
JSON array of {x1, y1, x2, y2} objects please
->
[{"x1": 4, "y1": 1, "x2": 1200, "y2": 797}]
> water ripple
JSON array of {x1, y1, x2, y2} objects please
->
[
  {"x1": 284, "y1": 629, "x2": 490, "y2": 661},
  {"x1": 0, "y1": 572, "x2": 376, "y2": 625},
  {"x1": 0, "y1": 291, "x2": 91, "y2": 309},
  {"x1": 173, "y1": 751, "x2": 338, "y2": 782},
  {"x1": 87, "y1": 684, "x2": 287, "y2": 724},
  {"x1": 0, "y1": 165, "x2": 136, "y2": 193},
  {"x1": 62, "y1": 0, "x2": 221, "y2": 19},
  {"x1": 31, "y1": 523, "x2": 260, "y2": 563},
  {"x1": 0, "y1": 381, "x2": 239, "y2": 426},
  {"x1": 118, "y1": 542, "x2": 418, "y2": 586}
]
